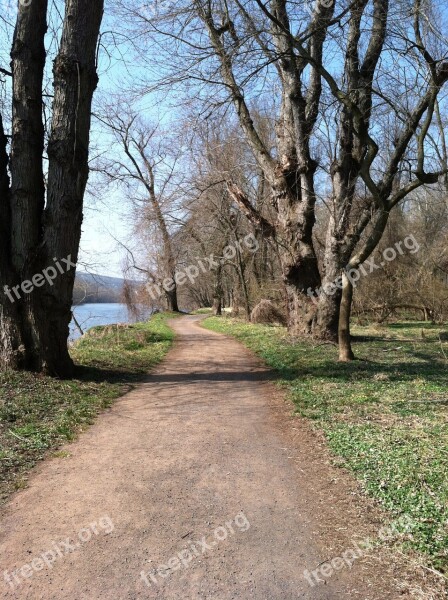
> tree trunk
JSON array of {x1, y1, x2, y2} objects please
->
[
  {"x1": 280, "y1": 244, "x2": 321, "y2": 336},
  {"x1": 230, "y1": 288, "x2": 240, "y2": 316},
  {"x1": 315, "y1": 289, "x2": 341, "y2": 341},
  {"x1": 0, "y1": 0, "x2": 104, "y2": 377},
  {"x1": 335, "y1": 209, "x2": 391, "y2": 360},
  {"x1": 212, "y1": 263, "x2": 223, "y2": 316},
  {"x1": 165, "y1": 284, "x2": 179, "y2": 312},
  {"x1": 274, "y1": 166, "x2": 323, "y2": 336},
  {"x1": 313, "y1": 214, "x2": 347, "y2": 341},
  {"x1": 235, "y1": 245, "x2": 251, "y2": 320},
  {"x1": 0, "y1": 113, "x2": 25, "y2": 369},
  {"x1": 213, "y1": 299, "x2": 222, "y2": 316},
  {"x1": 338, "y1": 272, "x2": 355, "y2": 362},
  {"x1": 227, "y1": 178, "x2": 324, "y2": 336}
]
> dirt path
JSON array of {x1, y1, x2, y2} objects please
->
[{"x1": 0, "y1": 316, "x2": 422, "y2": 599}]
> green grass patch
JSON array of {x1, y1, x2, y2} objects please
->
[
  {"x1": 203, "y1": 316, "x2": 448, "y2": 573},
  {"x1": 0, "y1": 312, "x2": 177, "y2": 503},
  {"x1": 191, "y1": 307, "x2": 213, "y2": 314}
]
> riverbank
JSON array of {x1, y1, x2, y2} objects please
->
[
  {"x1": 0, "y1": 313, "x2": 176, "y2": 504},
  {"x1": 70, "y1": 303, "x2": 152, "y2": 341}
]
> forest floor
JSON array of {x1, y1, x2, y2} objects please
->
[{"x1": 0, "y1": 315, "x2": 446, "y2": 599}]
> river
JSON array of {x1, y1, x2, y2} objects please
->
[{"x1": 70, "y1": 303, "x2": 151, "y2": 341}]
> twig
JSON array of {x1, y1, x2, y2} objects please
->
[{"x1": 71, "y1": 311, "x2": 84, "y2": 337}]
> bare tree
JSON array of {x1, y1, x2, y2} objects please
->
[{"x1": 96, "y1": 108, "x2": 183, "y2": 311}]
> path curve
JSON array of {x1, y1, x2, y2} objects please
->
[{"x1": 0, "y1": 316, "x2": 409, "y2": 599}]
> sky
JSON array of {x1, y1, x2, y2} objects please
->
[
  {"x1": 78, "y1": 202, "x2": 129, "y2": 278},
  {"x1": 77, "y1": 12, "x2": 138, "y2": 278}
]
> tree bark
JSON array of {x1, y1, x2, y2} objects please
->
[
  {"x1": 165, "y1": 284, "x2": 179, "y2": 312},
  {"x1": 338, "y1": 272, "x2": 355, "y2": 362},
  {"x1": 212, "y1": 263, "x2": 223, "y2": 316}
]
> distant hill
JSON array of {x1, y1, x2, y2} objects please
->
[{"x1": 73, "y1": 273, "x2": 127, "y2": 304}]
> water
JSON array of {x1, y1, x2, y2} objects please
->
[{"x1": 70, "y1": 303, "x2": 151, "y2": 341}]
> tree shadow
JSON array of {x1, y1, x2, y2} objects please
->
[
  {"x1": 272, "y1": 341, "x2": 446, "y2": 385},
  {"x1": 73, "y1": 364, "x2": 150, "y2": 386}
]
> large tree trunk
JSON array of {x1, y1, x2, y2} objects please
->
[
  {"x1": 228, "y1": 175, "x2": 323, "y2": 335},
  {"x1": 314, "y1": 213, "x2": 350, "y2": 342},
  {"x1": 165, "y1": 284, "x2": 179, "y2": 312},
  {"x1": 276, "y1": 182, "x2": 322, "y2": 336},
  {"x1": 39, "y1": 0, "x2": 103, "y2": 376},
  {"x1": 0, "y1": 113, "x2": 25, "y2": 369},
  {"x1": 0, "y1": 0, "x2": 47, "y2": 371},
  {"x1": 0, "y1": 0, "x2": 104, "y2": 377},
  {"x1": 315, "y1": 289, "x2": 341, "y2": 342},
  {"x1": 282, "y1": 256, "x2": 321, "y2": 336},
  {"x1": 213, "y1": 297, "x2": 222, "y2": 316}
]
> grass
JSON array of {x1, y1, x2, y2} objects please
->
[
  {"x1": 192, "y1": 307, "x2": 213, "y2": 314},
  {"x1": 203, "y1": 316, "x2": 448, "y2": 574},
  {"x1": 0, "y1": 313, "x2": 176, "y2": 503}
]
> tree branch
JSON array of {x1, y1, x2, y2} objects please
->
[{"x1": 227, "y1": 182, "x2": 275, "y2": 238}]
